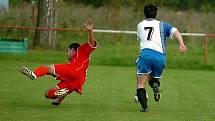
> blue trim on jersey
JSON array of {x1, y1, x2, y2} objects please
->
[
  {"x1": 159, "y1": 21, "x2": 174, "y2": 54},
  {"x1": 159, "y1": 22, "x2": 165, "y2": 53}
]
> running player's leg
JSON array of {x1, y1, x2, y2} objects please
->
[
  {"x1": 137, "y1": 74, "x2": 150, "y2": 112},
  {"x1": 20, "y1": 65, "x2": 55, "y2": 80},
  {"x1": 149, "y1": 58, "x2": 165, "y2": 102},
  {"x1": 148, "y1": 76, "x2": 160, "y2": 89},
  {"x1": 148, "y1": 77, "x2": 161, "y2": 102},
  {"x1": 136, "y1": 57, "x2": 151, "y2": 112}
]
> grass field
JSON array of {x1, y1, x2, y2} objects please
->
[{"x1": 0, "y1": 61, "x2": 215, "y2": 121}]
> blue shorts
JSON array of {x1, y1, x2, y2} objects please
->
[{"x1": 136, "y1": 49, "x2": 166, "y2": 78}]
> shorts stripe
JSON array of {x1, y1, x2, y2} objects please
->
[
  {"x1": 137, "y1": 71, "x2": 151, "y2": 75},
  {"x1": 152, "y1": 76, "x2": 162, "y2": 79}
]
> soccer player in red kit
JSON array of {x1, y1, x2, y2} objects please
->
[{"x1": 20, "y1": 18, "x2": 97, "y2": 105}]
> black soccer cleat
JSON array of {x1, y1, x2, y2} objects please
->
[
  {"x1": 152, "y1": 83, "x2": 161, "y2": 102},
  {"x1": 154, "y1": 92, "x2": 161, "y2": 102},
  {"x1": 52, "y1": 102, "x2": 60, "y2": 105},
  {"x1": 140, "y1": 108, "x2": 148, "y2": 112},
  {"x1": 51, "y1": 98, "x2": 61, "y2": 106},
  {"x1": 20, "y1": 67, "x2": 36, "y2": 80}
]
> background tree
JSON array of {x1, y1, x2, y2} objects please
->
[
  {"x1": 34, "y1": 0, "x2": 57, "y2": 49},
  {"x1": 0, "y1": 0, "x2": 9, "y2": 15}
]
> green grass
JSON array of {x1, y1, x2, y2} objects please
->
[{"x1": 0, "y1": 60, "x2": 215, "y2": 121}]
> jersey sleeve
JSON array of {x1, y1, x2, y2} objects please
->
[
  {"x1": 137, "y1": 24, "x2": 141, "y2": 41},
  {"x1": 76, "y1": 40, "x2": 98, "y2": 62},
  {"x1": 163, "y1": 22, "x2": 177, "y2": 39}
]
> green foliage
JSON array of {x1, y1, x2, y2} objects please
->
[
  {"x1": 62, "y1": 0, "x2": 215, "y2": 12},
  {"x1": 8, "y1": 0, "x2": 215, "y2": 12},
  {"x1": 9, "y1": 0, "x2": 33, "y2": 6},
  {"x1": 9, "y1": 0, "x2": 21, "y2": 6},
  {"x1": 165, "y1": 0, "x2": 215, "y2": 12},
  {"x1": 65, "y1": 0, "x2": 105, "y2": 8}
]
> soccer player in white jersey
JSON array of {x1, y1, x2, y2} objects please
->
[{"x1": 135, "y1": 4, "x2": 187, "y2": 112}]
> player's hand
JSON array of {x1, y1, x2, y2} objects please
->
[
  {"x1": 179, "y1": 45, "x2": 187, "y2": 54},
  {"x1": 85, "y1": 18, "x2": 93, "y2": 31}
]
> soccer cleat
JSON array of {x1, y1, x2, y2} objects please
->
[
  {"x1": 52, "y1": 102, "x2": 60, "y2": 105},
  {"x1": 51, "y1": 98, "x2": 61, "y2": 105},
  {"x1": 152, "y1": 83, "x2": 161, "y2": 102},
  {"x1": 154, "y1": 92, "x2": 161, "y2": 102},
  {"x1": 140, "y1": 108, "x2": 148, "y2": 112},
  {"x1": 20, "y1": 67, "x2": 36, "y2": 80},
  {"x1": 55, "y1": 88, "x2": 69, "y2": 97}
]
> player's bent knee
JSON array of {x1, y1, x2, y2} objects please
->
[
  {"x1": 46, "y1": 65, "x2": 54, "y2": 75},
  {"x1": 148, "y1": 78, "x2": 160, "y2": 88}
]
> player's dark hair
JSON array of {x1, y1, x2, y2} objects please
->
[
  {"x1": 68, "y1": 43, "x2": 80, "y2": 52},
  {"x1": 144, "y1": 4, "x2": 158, "y2": 19}
]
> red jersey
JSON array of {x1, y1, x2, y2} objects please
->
[{"x1": 54, "y1": 41, "x2": 97, "y2": 94}]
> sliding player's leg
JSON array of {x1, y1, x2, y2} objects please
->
[
  {"x1": 45, "y1": 87, "x2": 69, "y2": 105},
  {"x1": 20, "y1": 65, "x2": 55, "y2": 80},
  {"x1": 45, "y1": 88, "x2": 59, "y2": 99},
  {"x1": 20, "y1": 67, "x2": 37, "y2": 80},
  {"x1": 51, "y1": 95, "x2": 66, "y2": 105},
  {"x1": 44, "y1": 64, "x2": 81, "y2": 105}
]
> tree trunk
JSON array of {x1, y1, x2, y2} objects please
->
[{"x1": 33, "y1": 0, "x2": 57, "y2": 49}]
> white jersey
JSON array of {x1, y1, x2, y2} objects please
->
[{"x1": 137, "y1": 19, "x2": 177, "y2": 54}]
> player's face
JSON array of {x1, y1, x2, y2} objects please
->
[{"x1": 67, "y1": 48, "x2": 75, "y2": 59}]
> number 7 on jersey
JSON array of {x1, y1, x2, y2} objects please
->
[{"x1": 144, "y1": 27, "x2": 154, "y2": 41}]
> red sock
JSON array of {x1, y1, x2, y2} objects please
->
[
  {"x1": 33, "y1": 66, "x2": 48, "y2": 77},
  {"x1": 46, "y1": 89, "x2": 58, "y2": 99}
]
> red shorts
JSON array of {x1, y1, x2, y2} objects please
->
[{"x1": 53, "y1": 64, "x2": 84, "y2": 94}]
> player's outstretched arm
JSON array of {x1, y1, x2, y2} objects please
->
[
  {"x1": 174, "y1": 30, "x2": 187, "y2": 54},
  {"x1": 85, "y1": 18, "x2": 95, "y2": 46}
]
